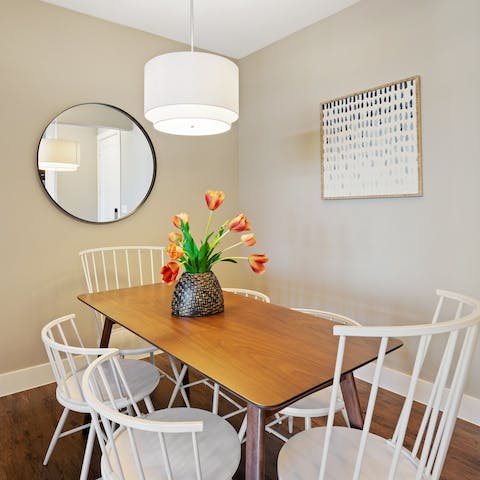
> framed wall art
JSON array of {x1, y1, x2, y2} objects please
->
[{"x1": 320, "y1": 76, "x2": 422, "y2": 199}]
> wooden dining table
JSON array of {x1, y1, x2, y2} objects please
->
[{"x1": 78, "y1": 283, "x2": 402, "y2": 480}]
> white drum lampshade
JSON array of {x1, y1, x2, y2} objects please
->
[
  {"x1": 38, "y1": 138, "x2": 80, "y2": 171},
  {"x1": 144, "y1": 51, "x2": 239, "y2": 136}
]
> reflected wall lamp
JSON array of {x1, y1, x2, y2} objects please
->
[
  {"x1": 38, "y1": 121, "x2": 80, "y2": 171},
  {"x1": 38, "y1": 139, "x2": 80, "y2": 171},
  {"x1": 144, "y1": 0, "x2": 239, "y2": 136}
]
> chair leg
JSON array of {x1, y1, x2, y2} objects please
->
[
  {"x1": 212, "y1": 383, "x2": 220, "y2": 415},
  {"x1": 305, "y1": 416, "x2": 312, "y2": 430},
  {"x1": 149, "y1": 351, "x2": 155, "y2": 364},
  {"x1": 168, "y1": 362, "x2": 190, "y2": 408},
  {"x1": 238, "y1": 415, "x2": 247, "y2": 443},
  {"x1": 144, "y1": 395, "x2": 155, "y2": 413},
  {"x1": 167, "y1": 356, "x2": 191, "y2": 406},
  {"x1": 43, "y1": 407, "x2": 70, "y2": 465},
  {"x1": 79, "y1": 424, "x2": 96, "y2": 480},
  {"x1": 288, "y1": 415, "x2": 294, "y2": 434},
  {"x1": 341, "y1": 406, "x2": 351, "y2": 427},
  {"x1": 265, "y1": 424, "x2": 289, "y2": 442}
]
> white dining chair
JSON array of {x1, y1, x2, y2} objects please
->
[
  {"x1": 278, "y1": 289, "x2": 480, "y2": 480},
  {"x1": 168, "y1": 288, "x2": 270, "y2": 442},
  {"x1": 41, "y1": 314, "x2": 161, "y2": 480},
  {"x1": 222, "y1": 287, "x2": 271, "y2": 303},
  {"x1": 79, "y1": 246, "x2": 182, "y2": 399},
  {"x1": 266, "y1": 308, "x2": 360, "y2": 442},
  {"x1": 83, "y1": 349, "x2": 241, "y2": 480},
  {"x1": 79, "y1": 246, "x2": 166, "y2": 360}
]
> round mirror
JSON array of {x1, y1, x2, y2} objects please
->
[{"x1": 37, "y1": 103, "x2": 156, "y2": 223}]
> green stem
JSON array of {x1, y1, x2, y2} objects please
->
[
  {"x1": 204, "y1": 211, "x2": 213, "y2": 240},
  {"x1": 220, "y1": 241, "x2": 243, "y2": 253},
  {"x1": 210, "y1": 228, "x2": 230, "y2": 250}
]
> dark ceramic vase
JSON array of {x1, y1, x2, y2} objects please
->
[{"x1": 171, "y1": 271, "x2": 224, "y2": 317}]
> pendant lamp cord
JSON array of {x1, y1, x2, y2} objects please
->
[{"x1": 190, "y1": 0, "x2": 194, "y2": 52}]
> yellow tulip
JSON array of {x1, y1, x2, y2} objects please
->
[
  {"x1": 172, "y1": 212, "x2": 189, "y2": 228},
  {"x1": 229, "y1": 214, "x2": 251, "y2": 232},
  {"x1": 248, "y1": 254, "x2": 268, "y2": 274},
  {"x1": 241, "y1": 233, "x2": 256, "y2": 246},
  {"x1": 205, "y1": 190, "x2": 225, "y2": 211}
]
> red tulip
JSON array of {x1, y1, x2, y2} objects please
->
[
  {"x1": 248, "y1": 254, "x2": 268, "y2": 274},
  {"x1": 172, "y1": 212, "x2": 189, "y2": 228},
  {"x1": 167, "y1": 243, "x2": 184, "y2": 261},
  {"x1": 160, "y1": 261, "x2": 180, "y2": 284},
  {"x1": 229, "y1": 214, "x2": 251, "y2": 232},
  {"x1": 205, "y1": 190, "x2": 225, "y2": 211},
  {"x1": 241, "y1": 233, "x2": 256, "y2": 246},
  {"x1": 168, "y1": 232, "x2": 182, "y2": 244}
]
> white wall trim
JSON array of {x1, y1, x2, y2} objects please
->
[
  {"x1": 355, "y1": 363, "x2": 480, "y2": 426},
  {"x1": 0, "y1": 361, "x2": 55, "y2": 397}
]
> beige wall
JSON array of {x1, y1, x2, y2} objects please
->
[
  {"x1": 239, "y1": 0, "x2": 480, "y2": 398},
  {"x1": 0, "y1": 0, "x2": 239, "y2": 374}
]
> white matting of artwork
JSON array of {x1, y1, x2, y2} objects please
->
[{"x1": 321, "y1": 76, "x2": 422, "y2": 199}]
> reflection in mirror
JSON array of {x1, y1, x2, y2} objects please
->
[{"x1": 37, "y1": 103, "x2": 156, "y2": 223}]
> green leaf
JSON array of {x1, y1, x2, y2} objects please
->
[
  {"x1": 197, "y1": 232, "x2": 215, "y2": 272},
  {"x1": 221, "y1": 258, "x2": 238, "y2": 263},
  {"x1": 206, "y1": 252, "x2": 222, "y2": 269},
  {"x1": 179, "y1": 220, "x2": 200, "y2": 271},
  {"x1": 209, "y1": 220, "x2": 229, "y2": 250},
  {"x1": 203, "y1": 232, "x2": 214, "y2": 245}
]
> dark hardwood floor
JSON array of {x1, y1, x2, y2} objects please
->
[{"x1": 0, "y1": 355, "x2": 478, "y2": 479}]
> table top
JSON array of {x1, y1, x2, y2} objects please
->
[{"x1": 78, "y1": 283, "x2": 402, "y2": 410}]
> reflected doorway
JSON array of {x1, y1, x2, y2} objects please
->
[{"x1": 97, "y1": 129, "x2": 121, "y2": 222}]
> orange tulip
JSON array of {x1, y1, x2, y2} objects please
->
[
  {"x1": 172, "y1": 212, "x2": 189, "y2": 228},
  {"x1": 248, "y1": 254, "x2": 268, "y2": 274},
  {"x1": 167, "y1": 243, "x2": 184, "y2": 260},
  {"x1": 160, "y1": 261, "x2": 180, "y2": 284},
  {"x1": 168, "y1": 232, "x2": 182, "y2": 244},
  {"x1": 205, "y1": 190, "x2": 225, "y2": 211},
  {"x1": 229, "y1": 214, "x2": 251, "y2": 232},
  {"x1": 241, "y1": 233, "x2": 256, "y2": 246}
]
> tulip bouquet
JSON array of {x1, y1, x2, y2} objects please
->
[{"x1": 160, "y1": 190, "x2": 268, "y2": 284}]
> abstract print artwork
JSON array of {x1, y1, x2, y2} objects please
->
[{"x1": 321, "y1": 76, "x2": 422, "y2": 199}]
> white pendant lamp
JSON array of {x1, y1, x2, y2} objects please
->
[{"x1": 144, "y1": 0, "x2": 239, "y2": 136}]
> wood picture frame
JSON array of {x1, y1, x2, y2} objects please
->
[{"x1": 320, "y1": 76, "x2": 422, "y2": 200}]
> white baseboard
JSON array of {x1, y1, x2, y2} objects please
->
[
  {"x1": 355, "y1": 363, "x2": 480, "y2": 426},
  {"x1": 0, "y1": 361, "x2": 55, "y2": 397}
]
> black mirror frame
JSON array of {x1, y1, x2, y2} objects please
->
[{"x1": 36, "y1": 102, "x2": 157, "y2": 224}]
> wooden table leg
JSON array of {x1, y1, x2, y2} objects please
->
[
  {"x1": 245, "y1": 403, "x2": 265, "y2": 480},
  {"x1": 99, "y1": 316, "x2": 115, "y2": 348},
  {"x1": 340, "y1": 371, "x2": 364, "y2": 429}
]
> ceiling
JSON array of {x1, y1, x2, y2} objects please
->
[{"x1": 40, "y1": 0, "x2": 359, "y2": 59}]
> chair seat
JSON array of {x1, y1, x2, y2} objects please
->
[
  {"x1": 101, "y1": 407, "x2": 241, "y2": 480},
  {"x1": 278, "y1": 426, "x2": 428, "y2": 480},
  {"x1": 57, "y1": 359, "x2": 160, "y2": 412},
  {"x1": 280, "y1": 387, "x2": 342, "y2": 417},
  {"x1": 109, "y1": 326, "x2": 158, "y2": 355}
]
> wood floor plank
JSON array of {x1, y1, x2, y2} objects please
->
[{"x1": 0, "y1": 355, "x2": 477, "y2": 479}]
